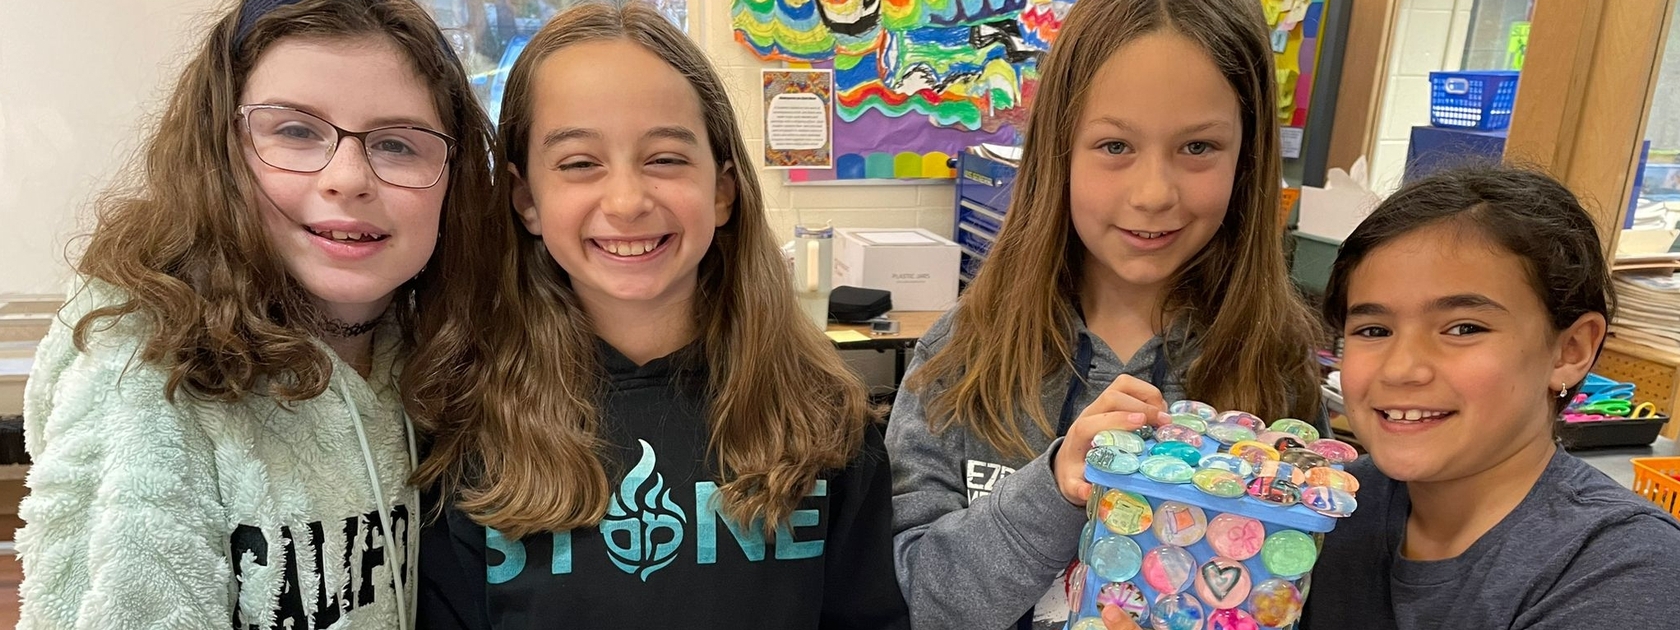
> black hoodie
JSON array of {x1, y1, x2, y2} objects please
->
[{"x1": 417, "y1": 341, "x2": 910, "y2": 629}]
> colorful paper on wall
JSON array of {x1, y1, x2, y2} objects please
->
[
  {"x1": 1507, "y1": 21, "x2": 1530, "y2": 70},
  {"x1": 734, "y1": 0, "x2": 1073, "y2": 181},
  {"x1": 1270, "y1": 0, "x2": 1326, "y2": 131},
  {"x1": 733, "y1": 0, "x2": 1325, "y2": 181},
  {"x1": 763, "y1": 69, "x2": 836, "y2": 169}
]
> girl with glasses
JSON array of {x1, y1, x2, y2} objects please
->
[{"x1": 16, "y1": 0, "x2": 495, "y2": 627}]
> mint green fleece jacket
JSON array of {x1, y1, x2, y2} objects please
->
[{"x1": 17, "y1": 280, "x2": 418, "y2": 629}]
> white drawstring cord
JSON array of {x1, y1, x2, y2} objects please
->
[{"x1": 344, "y1": 379, "x2": 417, "y2": 629}]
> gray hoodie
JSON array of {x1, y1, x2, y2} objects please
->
[{"x1": 886, "y1": 311, "x2": 1192, "y2": 630}]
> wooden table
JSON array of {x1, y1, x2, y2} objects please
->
[{"x1": 826, "y1": 311, "x2": 944, "y2": 382}]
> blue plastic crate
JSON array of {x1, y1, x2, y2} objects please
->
[{"x1": 1429, "y1": 71, "x2": 1520, "y2": 131}]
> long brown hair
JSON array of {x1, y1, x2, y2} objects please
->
[
  {"x1": 407, "y1": 2, "x2": 872, "y2": 539},
  {"x1": 907, "y1": 0, "x2": 1323, "y2": 459},
  {"x1": 71, "y1": 0, "x2": 495, "y2": 403}
]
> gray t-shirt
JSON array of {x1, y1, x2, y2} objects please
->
[{"x1": 1301, "y1": 448, "x2": 1680, "y2": 629}]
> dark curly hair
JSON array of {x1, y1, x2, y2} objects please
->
[{"x1": 1323, "y1": 164, "x2": 1617, "y2": 412}]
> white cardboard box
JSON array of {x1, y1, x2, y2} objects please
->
[
  {"x1": 1298, "y1": 156, "x2": 1382, "y2": 242},
  {"x1": 832, "y1": 228, "x2": 959, "y2": 311}
]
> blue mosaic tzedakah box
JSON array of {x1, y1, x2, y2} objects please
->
[{"x1": 1065, "y1": 402, "x2": 1361, "y2": 630}]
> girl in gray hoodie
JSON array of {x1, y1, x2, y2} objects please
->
[{"x1": 885, "y1": 1, "x2": 1327, "y2": 628}]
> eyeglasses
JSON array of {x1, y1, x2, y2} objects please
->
[{"x1": 236, "y1": 104, "x2": 455, "y2": 189}]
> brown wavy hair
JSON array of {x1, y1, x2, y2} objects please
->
[
  {"x1": 905, "y1": 0, "x2": 1324, "y2": 459},
  {"x1": 70, "y1": 0, "x2": 495, "y2": 403},
  {"x1": 407, "y1": 2, "x2": 872, "y2": 538}
]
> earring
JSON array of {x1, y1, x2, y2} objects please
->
[{"x1": 1557, "y1": 383, "x2": 1570, "y2": 399}]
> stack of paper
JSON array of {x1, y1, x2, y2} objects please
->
[
  {"x1": 972, "y1": 143, "x2": 1021, "y2": 166},
  {"x1": 1629, "y1": 200, "x2": 1673, "y2": 230},
  {"x1": 1611, "y1": 271, "x2": 1680, "y2": 348},
  {"x1": 1613, "y1": 229, "x2": 1680, "y2": 272}
]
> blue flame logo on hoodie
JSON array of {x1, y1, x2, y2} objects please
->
[{"x1": 601, "y1": 440, "x2": 687, "y2": 581}]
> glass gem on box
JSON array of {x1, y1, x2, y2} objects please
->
[
  {"x1": 1260, "y1": 530, "x2": 1319, "y2": 579},
  {"x1": 1306, "y1": 438, "x2": 1358, "y2": 464},
  {"x1": 1192, "y1": 468, "x2": 1247, "y2": 498},
  {"x1": 1170, "y1": 414, "x2": 1211, "y2": 433},
  {"x1": 1141, "y1": 545, "x2": 1197, "y2": 593},
  {"x1": 1214, "y1": 410, "x2": 1265, "y2": 432},
  {"x1": 1094, "y1": 428, "x2": 1147, "y2": 454},
  {"x1": 1207, "y1": 421, "x2": 1258, "y2": 446},
  {"x1": 1268, "y1": 417, "x2": 1321, "y2": 442},
  {"x1": 1198, "y1": 453, "x2": 1256, "y2": 478},
  {"x1": 1258, "y1": 431, "x2": 1307, "y2": 452},
  {"x1": 1193, "y1": 556, "x2": 1252, "y2": 609},
  {"x1": 1150, "y1": 592, "x2": 1208, "y2": 630},
  {"x1": 1150, "y1": 441, "x2": 1204, "y2": 468},
  {"x1": 1169, "y1": 399, "x2": 1217, "y2": 420},
  {"x1": 1152, "y1": 501, "x2": 1209, "y2": 546},
  {"x1": 1141, "y1": 455, "x2": 1198, "y2": 484},
  {"x1": 1089, "y1": 535, "x2": 1144, "y2": 582},
  {"x1": 1155, "y1": 423, "x2": 1206, "y2": 448},
  {"x1": 1246, "y1": 475, "x2": 1301, "y2": 507},
  {"x1": 1098, "y1": 489, "x2": 1153, "y2": 535},
  {"x1": 1080, "y1": 521, "x2": 1097, "y2": 563},
  {"x1": 1096, "y1": 581, "x2": 1150, "y2": 621},
  {"x1": 1304, "y1": 466, "x2": 1361, "y2": 492},
  {"x1": 1228, "y1": 441, "x2": 1280, "y2": 468},
  {"x1": 1205, "y1": 513, "x2": 1267, "y2": 560},
  {"x1": 1249, "y1": 578, "x2": 1305, "y2": 627},
  {"x1": 1257, "y1": 460, "x2": 1306, "y2": 485},
  {"x1": 1068, "y1": 563, "x2": 1088, "y2": 609},
  {"x1": 1301, "y1": 486, "x2": 1358, "y2": 518},
  {"x1": 1208, "y1": 607, "x2": 1261, "y2": 630},
  {"x1": 1279, "y1": 447, "x2": 1331, "y2": 470},
  {"x1": 1087, "y1": 446, "x2": 1142, "y2": 475}
]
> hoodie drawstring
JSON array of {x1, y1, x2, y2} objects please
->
[{"x1": 343, "y1": 378, "x2": 419, "y2": 629}]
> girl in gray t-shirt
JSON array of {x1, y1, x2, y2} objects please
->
[{"x1": 1297, "y1": 165, "x2": 1680, "y2": 630}]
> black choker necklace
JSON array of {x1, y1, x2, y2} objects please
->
[{"x1": 319, "y1": 317, "x2": 381, "y2": 338}]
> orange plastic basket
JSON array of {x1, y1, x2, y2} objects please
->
[{"x1": 1631, "y1": 457, "x2": 1680, "y2": 520}]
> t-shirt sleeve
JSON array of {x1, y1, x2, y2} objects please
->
[
  {"x1": 820, "y1": 423, "x2": 913, "y2": 630},
  {"x1": 1512, "y1": 513, "x2": 1680, "y2": 630}
]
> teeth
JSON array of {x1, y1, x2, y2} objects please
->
[
  {"x1": 1382, "y1": 409, "x2": 1449, "y2": 422},
  {"x1": 309, "y1": 227, "x2": 384, "y2": 242},
  {"x1": 599, "y1": 238, "x2": 661, "y2": 256}
]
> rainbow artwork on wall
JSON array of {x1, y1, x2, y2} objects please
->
[
  {"x1": 733, "y1": 0, "x2": 1073, "y2": 181},
  {"x1": 732, "y1": 0, "x2": 1326, "y2": 181}
]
